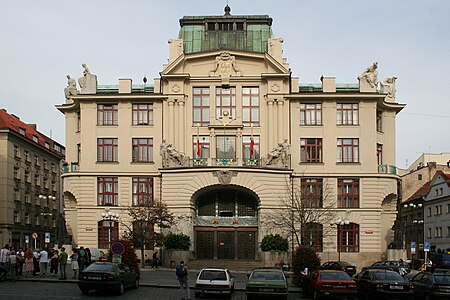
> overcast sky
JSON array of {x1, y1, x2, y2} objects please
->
[{"x1": 1, "y1": 0, "x2": 449, "y2": 169}]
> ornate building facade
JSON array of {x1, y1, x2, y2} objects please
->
[{"x1": 57, "y1": 6, "x2": 404, "y2": 267}]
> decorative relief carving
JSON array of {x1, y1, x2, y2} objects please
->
[
  {"x1": 210, "y1": 52, "x2": 242, "y2": 79},
  {"x1": 213, "y1": 170, "x2": 237, "y2": 185}
]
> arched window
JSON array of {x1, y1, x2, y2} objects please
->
[
  {"x1": 197, "y1": 190, "x2": 257, "y2": 217},
  {"x1": 98, "y1": 220, "x2": 119, "y2": 249},
  {"x1": 338, "y1": 223, "x2": 359, "y2": 252},
  {"x1": 302, "y1": 222, "x2": 323, "y2": 252}
]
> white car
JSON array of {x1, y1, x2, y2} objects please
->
[{"x1": 195, "y1": 268, "x2": 235, "y2": 298}]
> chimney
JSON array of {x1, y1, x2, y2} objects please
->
[
  {"x1": 321, "y1": 77, "x2": 336, "y2": 93},
  {"x1": 27, "y1": 124, "x2": 37, "y2": 130},
  {"x1": 119, "y1": 79, "x2": 132, "y2": 94},
  {"x1": 11, "y1": 114, "x2": 20, "y2": 120}
]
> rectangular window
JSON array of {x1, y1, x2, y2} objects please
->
[
  {"x1": 133, "y1": 221, "x2": 155, "y2": 249},
  {"x1": 427, "y1": 228, "x2": 431, "y2": 238},
  {"x1": 337, "y1": 103, "x2": 359, "y2": 125},
  {"x1": 300, "y1": 138, "x2": 323, "y2": 163},
  {"x1": 192, "y1": 135, "x2": 210, "y2": 159},
  {"x1": 132, "y1": 177, "x2": 154, "y2": 206},
  {"x1": 302, "y1": 223, "x2": 323, "y2": 252},
  {"x1": 377, "y1": 144, "x2": 383, "y2": 165},
  {"x1": 97, "y1": 104, "x2": 118, "y2": 126},
  {"x1": 14, "y1": 211, "x2": 20, "y2": 223},
  {"x1": 25, "y1": 192, "x2": 30, "y2": 203},
  {"x1": 98, "y1": 220, "x2": 118, "y2": 249},
  {"x1": 14, "y1": 189, "x2": 20, "y2": 201},
  {"x1": 25, "y1": 213, "x2": 30, "y2": 224},
  {"x1": 215, "y1": 87, "x2": 236, "y2": 119},
  {"x1": 242, "y1": 135, "x2": 260, "y2": 161},
  {"x1": 14, "y1": 167, "x2": 19, "y2": 179},
  {"x1": 338, "y1": 223, "x2": 359, "y2": 252},
  {"x1": 301, "y1": 179, "x2": 323, "y2": 208},
  {"x1": 77, "y1": 112, "x2": 81, "y2": 131},
  {"x1": 447, "y1": 203, "x2": 450, "y2": 214},
  {"x1": 45, "y1": 142, "x2": 50, "y2": 149},
  {"x1": 32, "y1": 135, "x2": 39, "y2": 143},
  {"x1": 14, "y1": 145, "x2": 19, "y2": 157},
  {"x1": 19, "y1": 128, "x2": 25, "y2": 136},
  {"x1": 376, "y1": 110, "x2": 382, "y2": 132},
  {"x1": 447, "y1": 226, "x2": 450, "y2": 237},
  {"x1": 24, "y1": 151, "x2": 29, "y2": 162},
  {"x1": 34, "y1": 155, "x2": 39, "y2": 166},
  {"x1": 193, "y1": 87, "x2": 210, "y2": 126},
  {"x1": 216, "y1": 135, "x2": 236, "y2": 159},
  {"x1": 337, "y1": 138, "x2": 359, "y2": 163},
  {"x1": 338, "y1": 178, "x2": 359, "y2": 208},
  {"x1": 97, "y1": 138, "x2": 118, "y2": 162},
  {"x1": 242, "y1": 87, "x2": 260, "y2": 126},
  {"x1": 132, "y1": 103, "x2": 154, "y2": 125},
  {"x1": 97, "y1": 177, "x2": 118, "y2": 206},
  {"x1": 132, "y1": 138, "x2": 153, "y2": 162},
  {"x1": 300, "y1": 103, "x2": 322, "y2": 125},
  {"x1": 428, "y1": 207, "x2": 432, "y2": 217}
]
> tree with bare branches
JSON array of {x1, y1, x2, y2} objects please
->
[
  {"x1": 266, "y1": 177, "x2": 337, "y2": 252},
  {"x1": 122, "y1": 198, "x2": 174, "y2": 267}
]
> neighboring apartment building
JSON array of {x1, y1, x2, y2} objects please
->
[
  {"x1": 0, "y1": 109, "x2": 65, "y2": 249},
  {"x1": 424, "y1": 171, "x2": 450, "y2": 252},
  {"x1": 57, "y1": 6, "x2": 404, "y2": 267}
]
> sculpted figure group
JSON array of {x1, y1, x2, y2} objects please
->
[
  {"x1": 64, "y1": 63, "x2": 97, "y2": 98},
  {"x1": 160, "y1": 140, "x2": 188, "y2": 167},
  {"x1": 263, "y1": 139, "x2": 290, "y2": 167}
]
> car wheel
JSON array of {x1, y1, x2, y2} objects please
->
[
  {"x1": 117, "y1": 282, "x2": 124, "y2": 295},
  {"x1": 79, "y1": 287, "x2": 89, "y2": 295},
  {"x1": 133, "y1": 278, "x2": 139, "y2": 289}
]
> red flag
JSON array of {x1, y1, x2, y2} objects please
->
[
  {"x1": 250, "y1": 137, "x2": 255, "y2": 158},
  {"x1": 196, "y1": 138, "x2": 201, "y2": 157}
]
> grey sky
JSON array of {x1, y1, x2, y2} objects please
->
[{"x1": 1, "y1": 0, "x2": 449, "y2": 168}]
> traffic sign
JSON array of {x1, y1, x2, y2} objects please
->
[
  {"x1": 111, "y1": 242, "x2": 125, "y2": 255},
  {"x1": 45, "y1": 232, "x2": 50, "y2": 243},
  {"x1": 25, "y1": 235, "x2": 30, "y2": 244},
  {"x1": 32, "y1": 232, "x2": 38, "y2": 239},
  {"x1": 411, "y1": 241, "x2": 416, "y2": 252},
  {"x1": 424, "y1": 241, "x2": 431, "y2": 252}
]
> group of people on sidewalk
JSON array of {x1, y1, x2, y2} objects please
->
[{"x1": 0, "y1": 244, "x2": 98, "y2": 281}]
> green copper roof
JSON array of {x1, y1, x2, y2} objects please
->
[
  {"x1": 179, "y1": 13, "x2": 274, "y2": 54},
  {"x1": 299, "y1": 83, "x2": 361, "y2": 93},
  {"x1": 97, "y1": 84, "x2": 154, "y2": 94}
]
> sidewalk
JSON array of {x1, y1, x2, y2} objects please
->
[{"x1": 16, "y1": 266, "x2": 301, "y2": 293}]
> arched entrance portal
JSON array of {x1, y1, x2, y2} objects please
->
[{"x1": 194, "y1": 186, "x2": 258, "y2": 260}]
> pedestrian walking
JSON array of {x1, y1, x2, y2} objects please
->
[
  {"x1": 9, "y1": 250, "x2": 18, "y2": 281},
  {"x1": 39, "y1": 248, "x2": 48, "y2": 277},
  {"x1": 59, "y1": 247, "x2": 68, "y2": 280},
  {"x1": 152, "y1": 251, "x2": 159, "y2": 268},
  {"x1": 24, "y1": 248, "x2": 34, "y2": 278},
  {"x1": 16, "y1": 248, "x2": 24, "y2": 276},
  {"x1": 32, "y1": 249, "x2": 40, "y2": 276},
  {"x1": 176, "y1": 260, "x2": 191, "y2": 300},
  {"x1": 78, "y1": 246, "x2": 86, "y2": 272},
  {"x1": 0, "y1": 244, "x2": 10, "y2": 277},
  {"x1": 71, "y1": 249, "x2": 79, "y2": 279},
  {"x1": 50, "y1": 249, "x2": 59, "y2": 277}
]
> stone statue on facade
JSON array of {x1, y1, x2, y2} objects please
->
[
  {"x1": 263, "y1": 139, "x2": 290, "y2": 167},
  {"x1": 380, "y1": 76, "x2": 397, "y2": 100},
  {"x1": 358, "y1": 62, "x2": 378, "y2": 88},
  {"x1": 64, "y1": 75, "x2": 79, "y2": 99},
  {"x1": 78, "y1": 63, "x2": 98, "y2": 94},
  {"x1": 160, "y1": 140, "x2": 188, "y2": 167}
]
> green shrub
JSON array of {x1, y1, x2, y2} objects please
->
[
  {"x1": 292, "y1": 245, "x2": 321, "y2": 284},
  {"x1": 260, "y1": 234, "x2": 289, "y2": 252},
  {"x1": 164, "y1": 233, "x2": 191, "y2": 250}
]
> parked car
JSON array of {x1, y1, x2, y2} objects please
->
[
  {"x1": 362, "y1": 260, "x2": 410, "y2": 274},
  {"x1": 409, "y1": 270, "x2": 450, "y2": 300},
  {"x1": 77, "y1": 262, "x2": 139, "y2": 295},
  {"x1": 320, "y1": 261, "x2": 357, "y2": 277},
  {"x1": 246, "y1": 268, "x2": 288, "y2": 300},
  {"x1": 307, "y1": 270, "x2": 357, "y2": 300},
  {"x1": 194, "y1": 268, "x2": 235, "y2": 298},
  {"x1": 89, "y1": 249, "x2": 106, "y2": 263},
  {"x1": 353, "y1": 269, "x2": 413, "y2": 300}
]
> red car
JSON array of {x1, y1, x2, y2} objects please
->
[{"x1": 307, "y1": 270, "x2": 357, "y2": 300}]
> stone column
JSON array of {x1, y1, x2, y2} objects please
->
[
  {"x1": 267, "y1": 98, "x2": 274, "y2": 149},
  {"x1": 277, "y1": 100, "x2": 284, "y2": 142},
  {"x1": 177, "y1": 99, "x2": 185, "y2": 152},
  {"x1": 167, "y1": 98, "x2": 175, "y2": 143}
]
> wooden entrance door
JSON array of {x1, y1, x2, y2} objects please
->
[
  {"x1": 196, "y1": 231, "x2": 214, "y2": 259},
  {"x1": 238, "y1": 231, "x2": 256, "y2": 259},
  {"x1": 217, "y1": 231, "x2": 235, "y2": 259}
]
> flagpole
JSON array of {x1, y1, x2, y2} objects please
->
[
  {"x1": 196, "y1": 123, "x2": 200, "y2": 158},
  {"x1": 250, "y1": 123, "x2": 254, "y2": 159}
]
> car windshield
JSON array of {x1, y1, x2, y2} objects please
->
[
  {"x1": 250, "y1": 271, "x2": 285, "y2": 281},
  {"x1": 434, "y1": 274, "x2": 450, "y2": 284},
  {"x1": 372, "y1": 272, "x2": 403, "y2": 281},
  {"x1": 84, "y1": 263, "x2": 116, "y2": 272},
  {"x1": 199, "y1": 270, "x2": 227, "y2": 281},
  {"x1": 320, "y1": 272, "x2": 352, "y2": 280}
]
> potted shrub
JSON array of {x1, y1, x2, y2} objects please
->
[
  {"x1": 260, "y1": 234, "x2": 289, "y2": 268},
  {"x1": 163, "y1": 233, "x2": 191, "y2": 267}
]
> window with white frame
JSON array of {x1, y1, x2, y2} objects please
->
[
  {"x1": 193, "y1": 87, "x2": 210, "y2": 126},
  {"x1": 427, "y1": 228, "x2": 432, "y2": 238},
  {"x1": 242, "y1": 87, "x2": 260, "y2": 126},
  {"x1": 215, "y1": 87, "x2": 236, "y2": 119}
]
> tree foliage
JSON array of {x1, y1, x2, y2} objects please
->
[
  {"x1": 260, "y1": 234, "x2": 289, "y2": 252},
  {"x1": 292, "y1": 245, "x2": 321, "y2": 284},
  {"x1": 122, "y1": 198, "x2": 174, "y2": 265},
  {"x1": 106, "y1": 239, "x2": 140, "y2": 275},
  {"x1": 164, "y1": 233, "x2": 191, "y2": 250}
]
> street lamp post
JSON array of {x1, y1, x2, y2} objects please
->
[
  {"x1": 332, "y1": 219, "x2": 350, "y2": 262},
  {"x1": 39, "y1": 194, "x2": 56, "y2": 248},
  {"x1": 101, "y1": 210, "x2": 119, "y2": 248}
]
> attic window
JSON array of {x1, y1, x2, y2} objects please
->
[
  {"x1": 206, "y1": 22, "x2": 245, "y2": 31},
  {"x1": 45, "y1": 142, "x2": 50, "y2": 149},
  {"x1": 33, "y1": 135, "x2": 39, "y2": 143},
  {"x1": 19, "y1": 128, "x2": 25, "y2": 136}
]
